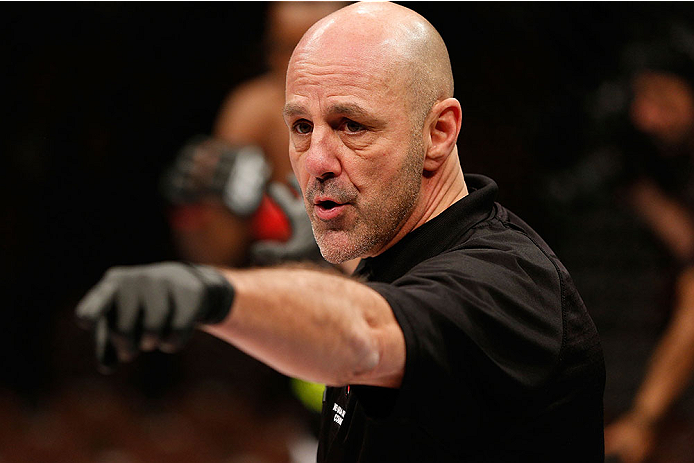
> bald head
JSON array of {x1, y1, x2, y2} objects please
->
[
  {"x1": 284, "y1": 2, "x2": 465, "y2": 262},
  {"x1": 288, "y1": 2, "x2": 454, "y2": 129}
]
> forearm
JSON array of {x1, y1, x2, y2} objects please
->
[
  {"x1": 202, "y1": 265, "x2": 405, "y2": 388},
  {"x1": 75, "y1": 261, "x2": 405, "y2": 386},
  {"x1": 631, "y1": 267, "x2": 694, "y2": 423}
]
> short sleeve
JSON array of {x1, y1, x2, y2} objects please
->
[{"x1": 362, "y1": 242, "x2": 564, "y2": 447}]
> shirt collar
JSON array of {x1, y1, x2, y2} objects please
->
[{"x1": 354, "y1": 174, "x2": 498, "y2": 283}]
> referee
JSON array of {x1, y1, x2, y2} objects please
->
[{"x1": 77, "y1": 2, "x2": 605, "y2": 462}]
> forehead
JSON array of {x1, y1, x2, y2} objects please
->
[{"x1": 285, "y1": 35, "x2": 408, "y2": 115}]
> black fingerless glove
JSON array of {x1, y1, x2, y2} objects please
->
[
  {"x1": 75, "y1": 262, "x2": 235, "y2": 372},
  {"x1": 182, "y1": 262, "x2": 236, "y2": 324}
]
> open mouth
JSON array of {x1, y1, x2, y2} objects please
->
[
  {"x1": 317, "y1": 200, "x2": 340, "y2": 210},
  {"x1": 313, "y1": 198, "x2": 347, "y2": 220}
]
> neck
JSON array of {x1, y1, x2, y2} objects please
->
[{"x1": 417, "y1": 147, "x2": 468, "y2": 225}]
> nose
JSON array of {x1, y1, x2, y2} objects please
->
[{"x1": 303, "y1": 126, "x2": 342, "y2": 181}]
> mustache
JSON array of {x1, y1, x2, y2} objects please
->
[{"x1": 304, "y1": 178, "x2": 358, "y2": 204}]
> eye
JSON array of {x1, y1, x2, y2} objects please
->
[
  {"x1": 344, "y1": 119, "x2": 364, "y2": 134},
  {"x1": 293, "y1": 120, "x2": 313, "y2": 134}
]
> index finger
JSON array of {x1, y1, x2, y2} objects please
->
[{"x1": 75, "y1": 278, "x2": 119, "y2": 328}]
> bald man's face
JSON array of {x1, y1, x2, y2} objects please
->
[{"x1": 284, "y1": 40, "x2": 424, "y2": 263}]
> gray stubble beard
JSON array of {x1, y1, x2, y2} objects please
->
[{"x1": 313, "y1": 136, "x2": 425, "y2": 264}]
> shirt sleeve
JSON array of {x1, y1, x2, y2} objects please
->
[{"x1": 361, "y1": 242, "x2": 564, "y2": 445}]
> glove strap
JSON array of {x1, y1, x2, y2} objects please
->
[{"x1": 184, "y1": 263, "x2": 236, "y2": 325}]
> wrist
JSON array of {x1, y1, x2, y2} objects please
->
[{"x1": 184, "y1": 263, "x2": 236, "y2": 325}]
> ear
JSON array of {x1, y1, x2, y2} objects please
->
[{"x1": 422, "y1": 98, "x2": 463, "y2": 172}]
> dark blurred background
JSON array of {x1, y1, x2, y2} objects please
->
[{"x1": 3, "y1": 2, "x2": 694, "y2": 462}]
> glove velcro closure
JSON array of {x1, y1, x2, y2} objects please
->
[{"x1": 183, "y1": 263, "x2": 236, "y2": 325}]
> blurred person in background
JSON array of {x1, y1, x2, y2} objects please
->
[
  {"x1": 164, "y1": 1, "x2": 352, "y2": 272},
  {"x1": 552, "y1": 21, "x2": 694, "y2": 463},
  {"x1": 213, "y1": 2, "x2": 347, "y2": 187},
  {"x1": 159, "y1": 136, "x2": 326, "y2": 463},
  {"x1": 161, "y1": 136, "x2": 322, "y2": 268},
  {"x1": 160, "y1": 0, "x2": 347, "y2": 404},
  {"x1": 603, "y1": 27, "x2": 694, "y2": 463},
  {"x1": 157, "y1": 4, "x2": 347, "y2": 461}
]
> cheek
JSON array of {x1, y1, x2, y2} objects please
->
[
  {"x1": 343, "y1": 157, "x2": 395, "y2": 199},
  {"x1": 355, "y1": 141, "x2": 411, "y2": 183},
  {"x1": 288, "y1": 151, "x2": 310, "y2": 189},
  {"x1": 289, "y1": 133, "x2": 311, "y2": 153},
  {"x1": 289, "y1": 146, "x2": 303, "y2": 173},
  {"x1": 289, "y1": 149, "x2": 299, "y2": 171}
]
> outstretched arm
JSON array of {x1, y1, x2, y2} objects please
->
[
  {"x1": 76, "y1": 262, "x2": 405, "y2": 389},
  {"x1": 205, "y1": 266, "x2": 405, "y2": 388}
]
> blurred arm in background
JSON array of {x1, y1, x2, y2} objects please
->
[{"x1": 605, "y1": 67, "x2": 694, "y2": 463}]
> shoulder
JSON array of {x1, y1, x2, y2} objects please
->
[
  {"x1": 368, "y1": 208, "x2": 569, "y2": 380},
  {"x1": 214, "y1": 73, "x2": 286, "y2": 141},
  {"x1": 426, "y1": 207, "x2": 564, "y2": 299},
  {"x1": 224, "y1": 74, "x2": 284, "y2": 108}
]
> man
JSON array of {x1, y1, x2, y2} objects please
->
[{"x1": 76, "y1": 3, "x2": 605, "y2": 461}]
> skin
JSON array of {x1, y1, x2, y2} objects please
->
[
  {"x1": 204, "y1": 2, "x2": 466, "y2": 388},
  {"x1": 182, "y1": 3, "x2": 349, "y2": 270},
  {"x1": 210, "y1": 2, "x2": 361, "y2": 273},
  {"x1": 213, "y1": 2, "x2": 346, "y2": 185},
  {"x1": 605, "y1": 71, "x2": 694, "y2": 463},
  {"x1": 630, "y1": 72, "x2": 694, "y2": 148},
  {"x1": 604, "y1": 268, "x2": 694, "y2": 463},
  {"x1": 168, "y1": 199, "x2": 252, "y2": 267},
  {"x1": 284, "y1": 2, "x2": 462, "y2": 263}
]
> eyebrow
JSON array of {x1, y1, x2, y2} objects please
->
[
  {"x1": 332, "y1": 103, "x2": 386, "y2": 129},
  {"x1": 283, "y1": 101, "x2": 381, "y2": 124},
  {"x1": 282, "y1": 101, "x2": 387, "y2": 132},
  {"x1": 327, "y1": 103, "x2": 371, "y2": 120},
  {"x1": 282, "y1": 102, "x2": 306, "y2": 119}
]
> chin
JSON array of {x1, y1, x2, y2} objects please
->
[
  {"x1": 316, "y1": 230, "x2": 365, "y2": 264},
  {"x1": 318, "y1": 243, "x2": 357, "y2": 265}
]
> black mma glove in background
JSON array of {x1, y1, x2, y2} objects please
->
[
  {"x1": 75, "y1": 262, "x2": 234, "y2": 373},
  {"x1": 250, "y1": 176, "x2": 325, "y2": 266},
  {"x1": 160, "y1": 136, "x2": 270, "y2": 217}
]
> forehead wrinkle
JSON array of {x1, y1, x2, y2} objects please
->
[{"x1": 287, "y1": 62, "x2": 398, "y2": 106}]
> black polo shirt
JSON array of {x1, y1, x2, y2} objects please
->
[{"x1": 317, "y1": 174, "x2": 605, "y2": 462}]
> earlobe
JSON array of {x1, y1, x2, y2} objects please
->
[{"x1": 423, "y1": 98, "x2": 463, "y2": 172}]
